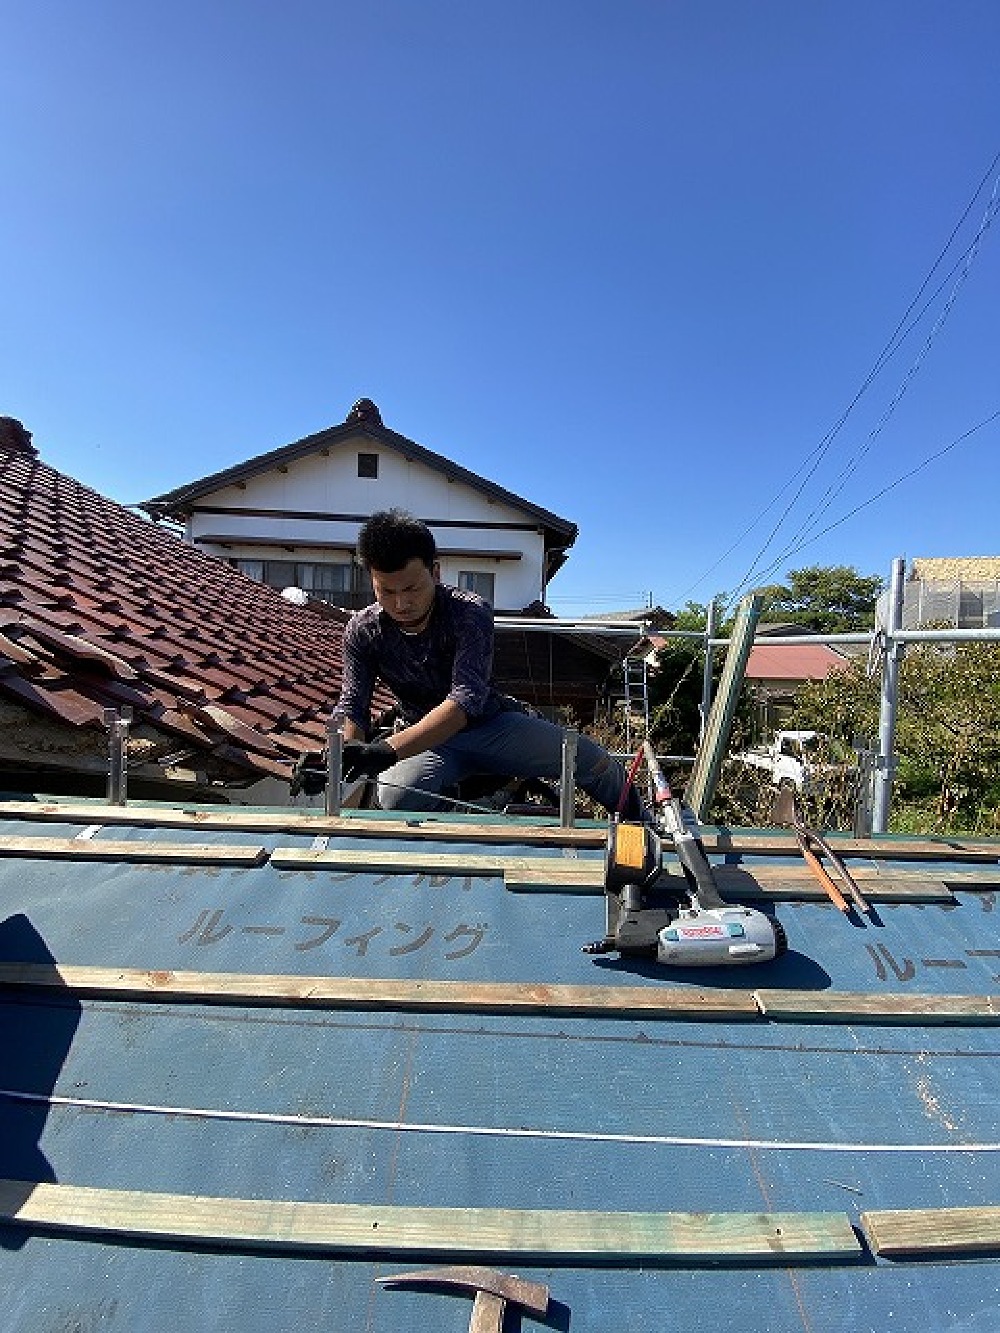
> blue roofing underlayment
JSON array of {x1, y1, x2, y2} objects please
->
[{"x1": 1, "y1": 796, "x2": 998, "y2": 1332}]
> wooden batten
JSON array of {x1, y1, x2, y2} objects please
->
[
  {"x1": 269, "y1": 847, "x2": 559, "y2": 876},
  {"x1": 755, "y1": 989, "x2": 1000, "y2": 1024},
  {"x1": 0, "y1": 801, "x2": 608, "y2": 848},
  {"x1": 0, "y1": 1180, "x2": 861, "y2": 1263},
  {"x1": 0, "y1": 835, "x2": 267, "y2": 866},
  {"x1": 702, "y1": 831, "x2": 1000, "y2": 864},
  {"x1": 2, "y1": 800, "x2": 998, "y2": 863},
  {"x1": 2, "y1": 964, "x2": 997, "y2": 1027},
  {"x1": 0, "y1": 963, "x2": 759, "y2": 1020},
  {"x1": 862, "y1": 1206, "x2": 1000, "y2": 1257},
  {"x1": 504, "y1": 864, "x2": 956, "y2": 902}
]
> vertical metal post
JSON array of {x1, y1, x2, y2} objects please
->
[
  {"x1": 104, "y1": 707, "x2": 132, "y2": 806},
  {"x1": 872, "y1": 557, "x2": 906, "y2": 833},
  {"x1": 699, "y1": 598, "x2": 718, "y2": 741},
  {"x1": 852, "y1": 735, "x2": 876, "y2": 837},
  {"x1": 325, "y1": 720, "x2": 343, "y2": 817},
  {"x1": 559, "y1": 728, "x2": 578, "y2": 828}
]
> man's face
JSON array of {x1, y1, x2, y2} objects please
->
[{"x1": 370, "y1": 557, "x2": 439, "y2": 632}]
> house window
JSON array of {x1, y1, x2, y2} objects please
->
[
  {"x1": 358, "y1": 452, "x2": 379, "y2": 478},
  {"x1": 263, "y1": 560, "x2": 298, "y2": 589},
  {"x1": 236, "y1": 559, "x2": 357, "y2": 604},
  {"x1": 458, "y1": 571, "x2": 495, "y2": 605},
  {"x1": 299, "y1": 563, "x2": 352, "y2": 595}
]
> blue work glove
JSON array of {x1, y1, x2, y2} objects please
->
[{"x1": 342, "y1": 739, "x2": 398, "y2": 782}]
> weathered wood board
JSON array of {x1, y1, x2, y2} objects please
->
[
  {"x1": 0, "y1": 835, "x2": 267, "y2": 865},
  {"x1": 862, "y1": 1206, "x2": 1000, "y2": 1257},
  {"x1": 0, "y1": 1180, "x2": 860, "y2": 1262},
  {"x1": 2, "y1": 800, "x2": 998, "y2": 861},
  {"x1": 0, "y1": 962, "x2": 758, "y2": 1020},
  {"x1": 755, "y1": 989, "x2": 1000, "y2": 1024}
]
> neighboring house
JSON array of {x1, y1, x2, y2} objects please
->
[
  {"x1": 143, "y1": 398, "x2": 578, "y2": 615},
  {"x1": 744, "y1": 626, "x2": 849, "y2": 734},
  {"x1": 745, "y1": 639, "x2": 849, "y2": 695},
  {"x1": 899, "y1": 556, "x2": 1000, "y2": 628},
  {"x1": 0, "y1": 417, "x2": 393, "y2": 803}
]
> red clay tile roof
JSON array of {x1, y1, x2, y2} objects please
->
[
  {"x1": 0, "y1": 439, "x2": 393, "y2": 784},
  {"x1": 745, "y1": 642, "x2": 848, "y2": 681}
]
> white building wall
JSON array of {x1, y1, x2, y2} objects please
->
[
  {"x1": 199, "y1": 443, "x2": 532, "y2": 523},
  {"x1": 186, "y1": 437, "x2": 549, "y2": 609}
]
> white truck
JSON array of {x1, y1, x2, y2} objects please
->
[{"x1": 732, "y1": 730, "x2": 845, "y2": 792}]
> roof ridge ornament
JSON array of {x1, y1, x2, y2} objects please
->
[
  {"x1": 0, "y1": 417, "x2": 37, "y2": 457},
  {"x1": 346, "y1": 398, "x2": 383, "y2": 427}
]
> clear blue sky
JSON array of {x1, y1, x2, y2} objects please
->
[{"x1": 2, "y1": 1, "x2": 997, "y2": 614}]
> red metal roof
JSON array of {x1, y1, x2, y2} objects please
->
[
  {"x1": 0, "y1": 439, "x2": 391, "y2": 783},
  {"x1": 745, "y1": 642, "x2": 848, "y2": 681}
]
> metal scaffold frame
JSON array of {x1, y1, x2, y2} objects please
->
[{"x1": 499, "y1": 556, "x2": 1000, "y2": 832}]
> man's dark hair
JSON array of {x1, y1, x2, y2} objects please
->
[{"x1": 358, "y1": 509, "x2": 437, "y2": 573}]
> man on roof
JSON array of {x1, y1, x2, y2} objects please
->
[{"x1": 318, "y1": 508, "x2": 643, "y2": 819}]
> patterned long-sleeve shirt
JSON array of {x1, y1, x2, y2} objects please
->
[{"x1": 331, "y1": 584, "x2": 516, "y2": 732}]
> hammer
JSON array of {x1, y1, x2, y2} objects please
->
[
  {"x1": 772, "y1": 786, "x2": 871, "y2": 916},
  {"x1": 377, "y1": 1265, "x2": 550, "y2": 1333}
]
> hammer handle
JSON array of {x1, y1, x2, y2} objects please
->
[
  {"x1": 470, "y1": 1292, "x2": 506, "y2": 1333},
  {"x1": 797, "y1": 832, "x2": 851, "y2": 912},
  {"x1": 805, "y1": 829, "x2": 872, "y2": 915}
]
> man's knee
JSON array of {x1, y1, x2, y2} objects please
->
[
  {"x1": 377, "y1": 759, "x2": 443, "y2": 811},
  {"x1": 377, "y1": 780, "x2": 413, "y2": 810},
  {"x1": 576, "y1": 738, "x2": 614, "y2": 782}
]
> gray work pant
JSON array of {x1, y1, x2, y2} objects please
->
[{"x1": 375, "y1": 710, "x2": 638, "y2": 818}]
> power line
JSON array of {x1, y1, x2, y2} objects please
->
[
  {"x1": 729, "y1": 175, "x2": 1000, "y2": 598},
  {"x1": 723, "y1": 159, "x2": 1000, "y2": 606},
  {"x1": 677, "y1": 150, "x2": 1000, "y2": 607},
  {"x1": 743, "y1": 407, "x2": 1000, "y2": 579}
]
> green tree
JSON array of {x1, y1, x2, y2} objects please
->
[
  {"x1": 792, "y1": 656, "x2": 879, "y2": 747},
  {"x1": 648, "y1": 566, "x2": 881, "y2": 759},
  {"x1": 896, "y1": 642, "x2": 1000, "y2": 822},
  {"x1": 791, "y1": 641, "x2": 1000, "y2": 830},
  {"x1": 759, "y1": 565, "x2": 884, "y2": 633}
]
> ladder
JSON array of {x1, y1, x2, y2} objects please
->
[{"x1": 621, "y1": 653, "x2": 650, "y2": 753}]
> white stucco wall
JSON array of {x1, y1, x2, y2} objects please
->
[
  {"x1": 186, "y1": 437, "x2": 551, "y2": 608},
  {"x1": 203, "y1": 439, "x2": 532, "y2": 523}
]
